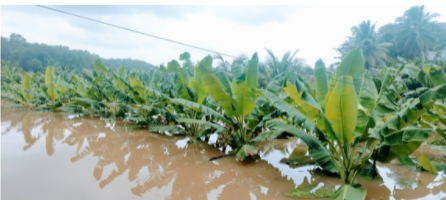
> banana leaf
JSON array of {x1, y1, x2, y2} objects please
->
[
  {"x1": 266, "y1": 120, "x2": 338, "y2": 173},
  {"x1": 195, "y1": 55, "x2": 236, "y2": 117}
]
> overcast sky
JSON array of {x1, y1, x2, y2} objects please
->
[{"x1": 2, "y1": 5, "x2": 446, "y2": 67}]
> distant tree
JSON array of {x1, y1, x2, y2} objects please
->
[
  {"x1": 433, "y1": 22, "x2": 446, "y2": 51},
  {"x1": 260, "y1": 49, "x2": 312, "y2": 87},
  {"x1": 10, "y1": 33, "x2": 26, "y2": 42},
  {"x1": 1, "y1": 33, "x2": 155, "y2": 72},
  {"x1": 24, "y1": 58, "x2": 44, "y2": 71},
  {"x1": 264, "y1": 48, "x2": 301, "y2": 79},
  {"x1": 336, "y1": 20, "x2": 392, "y2": 69},
  {"x1": 393, "y1": 5, "x2": 440, "y2": 57}
]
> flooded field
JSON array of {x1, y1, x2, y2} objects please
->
[{"x1": 2, "y1": 105, "x2": 446, "y2": 200}]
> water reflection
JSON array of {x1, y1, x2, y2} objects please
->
[
  {"x1": 2, "y1": 107, "x2": 295, "y2": 199},
  {"x1": 376, "y1": 164, "x2": 446, "y2": 200},
  {"x1": 1, "y1": 106, "x2": 446, "y2": 200}
]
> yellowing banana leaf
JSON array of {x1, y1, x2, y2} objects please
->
[
  {"x1": 326, "y1": 76, "x2": 358, "y2": 144},
  {"x1": 419, "y1": 154, "x2": 438, "y2": 174},
  {"x1": 283, "y1": 81, "x2": 320, "y2": 120},
  {"x1": 129, "y1": 72, "x2": 143, "y2": 87},
  {"x1": 45, "y1": 66, "x2": 55, "y2": 101},
  {"x1": 22, "y1": 72, "x2": 31, "y2": 90},
  {"x1": 262, "y1": 89, "x2": 316, "y2": 131},
  {"x1": 189, "y1": 77, "x2": 206, "y2": 104},
  {"x1": 133, "y1": 85, "x2": 146, "y2": 99}
]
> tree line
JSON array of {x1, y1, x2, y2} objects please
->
[
  {"x1": 335, "y1": 5, "x2": 446, "y2": 69},
  {"x1": 1, "y1": 33, "x2": 155, "y2": 72}
]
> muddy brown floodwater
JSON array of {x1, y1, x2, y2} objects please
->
[{"x1": 1, "y1": 104, "x2": 446, "y2": 200}]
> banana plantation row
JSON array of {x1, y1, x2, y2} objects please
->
[{"x1": 2, "y1": 49, "x2": 446, "y2": 199}]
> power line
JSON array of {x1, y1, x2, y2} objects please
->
[{"x1": 35, "y1": 5, "x2": 238, "y2": 58}]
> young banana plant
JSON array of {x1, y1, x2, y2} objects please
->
[
  {"x1": 187, "y1": 52, "x2": 264, "y2": 160},
  {"x1": 150, "y1": 52, "x2": 226, "y2": 138}
]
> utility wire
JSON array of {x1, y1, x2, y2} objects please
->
[{"x1": 35, "y1": 5, "x2": 238, "y2": 58}]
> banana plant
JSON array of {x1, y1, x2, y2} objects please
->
[
  {"x1": 395, "y1": 56, "x2": 446, "y2": 143},
  {"x1": 1, "y1": 65, "x2": 23, "y2": 86},
  {"x1": 150, "y1": 52, "x2": 226, "y2": 137},
  {"x1": 180, "y1": 52, "x2": 264, "y2": 160},
  {"x1": 257, "y1": 48, "x2": 446, "y2": 199},
  {"x1": 1, "y1": 66, "x2": 30, "y2": 106},
  {"x1": 7, "y1": 66, "x2": 80, "y2": 110}
]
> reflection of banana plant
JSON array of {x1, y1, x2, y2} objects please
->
[
  {"x1": 60, "y1": 119, "x2": 277, "y2": 198},
  {"x1": 258, "y1": 48, "x2": 446, "y2": 198}
]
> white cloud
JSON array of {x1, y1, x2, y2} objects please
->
[{"x1": 2, "y1": 5, "x2": 446, "y2": 67}]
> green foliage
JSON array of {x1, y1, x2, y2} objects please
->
[
  {"x1": 235, "y1": 144, "x2": 259, "y2": 161},
  {"x1": 193, "y1": 52, "x2": 267, "y2": 158},
  {"x1": 1, "y1": 33, "x2": 155, "y2": 72},
  {"x1": 261, "y1": 48, "x2": 446, "y2": 188},
  {"x1": 331, "y1": 185, "x2": 367, "y2": 200},
  {"x1": 336, "y1": 6, "x2": 446, "y2": 66},
  {"x1": 397, "y1": 156, "x2": 416, "y2": 166},
  {"x1": 3, "y1": 45, "x2": 446, "y2": 200},
  {"x1": 419, "y1": 154, "x2": 438, "y2": 174},
  {"x1": 393, "y1": 6, "x2": 441, "y2": 57},
  {"x1": 335, "y1": 20, "x2": 392, "y2": 68},
  {"x1": 285, "y1": 184, "x2": 336, "y2": 199}
]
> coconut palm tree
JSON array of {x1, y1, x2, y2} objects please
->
[
  {"x1": 433, "y1": 22, "x2": 446, "y2": 51},
  {"x1": 338, "y1": 20, "x2": 392, "y2": 69},
  {"x1": 394, "y1": 5, "x2": 440, "y2": 58},
  {"x1": 264, "y1": 49, "x2": 300, "y2": 79}
]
